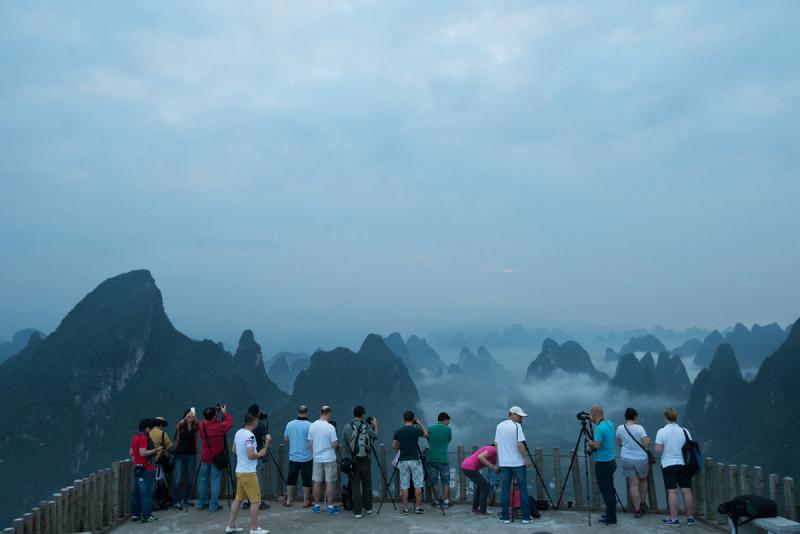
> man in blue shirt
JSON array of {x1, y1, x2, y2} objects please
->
[
  {"x1": 283, "y1": 405, "x2": 313, "y2": 507},
  {"x1": 589, "y1": 404, "x2": 617, "y2": 525}
]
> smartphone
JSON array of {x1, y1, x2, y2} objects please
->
[{"x1": 191, "y1": 407, "x2": 196, "y2": 415}]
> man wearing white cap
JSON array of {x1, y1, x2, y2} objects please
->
[{"x1": 494, "y1": 406, "x2": 533, "y2": 524}]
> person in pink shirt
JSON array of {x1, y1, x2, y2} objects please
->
[{"x1": 460, "y1": 445, "x2": 499, "y2": 515}]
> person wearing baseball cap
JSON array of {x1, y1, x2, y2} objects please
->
[{"x1": 494, "y1": 406, "x2": 533, "y2": 524}]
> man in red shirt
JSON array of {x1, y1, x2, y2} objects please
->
[
  {"x1": 198, "y1": 404, "x2": 234, "y2": 512},
  {"x1": 130, "y1": 419, "x2": 163, "y2": 522}
]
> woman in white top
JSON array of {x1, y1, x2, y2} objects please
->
[
  {"x1": 615, "y1": 407, "x2": 650, "y2": 518},
  {"x1": 654, "y1": 407, "x2": 696, "y2": 527}
]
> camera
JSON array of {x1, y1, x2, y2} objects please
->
[
  {"x1": 365, "y1": 416, "x2": 374, "y2": 426},
  {"x1": 258, "y1": 412, "x2": 268, "y2": 422},
  {"x1": 576, "y1": 411, "x2": 591, "y2": 422}
]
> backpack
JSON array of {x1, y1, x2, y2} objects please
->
[
  {"x1": 348, "y1": 421, "x2": 371, "y2": 457},
  {"x1": 718, "y1": 495, "x2": 778, "y2": 530},
  {"x1": 341, "y1": 479, "x2": 353, "y2": 511},
  {"x1": 681, "y1": 428, "x2": 702, "y2": 477}
]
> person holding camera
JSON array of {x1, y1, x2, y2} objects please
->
[
  {"x1": 460, "y1": 443, "x2": 498, "y2": 516},
  {"x1": 129, "y1": 418, "x2": 163, "y2": 522},
  {"x1": 392, "y1": 410, "x2": 428, "y2": 515},
  {"x1": 655, "y1": 407, "x2": 696, "y2": 527},
  {"x1": 616, "y1": 407, "x2": 650, "y2": 518},
  {"x1": 283, "y1": 405, "x2": 313, "y2": 508},
  {"x1": 242, "y1": 404, "x2": 271, "y2": 512},
  {"x1": 225, "y1": 412, "x2": 269, "y2": 534},
  {"x1": 588, "y1": 404, "x2": 617, "y2": 526},
  {"x1": 308, "y1": 405, "x2": 339, "y2": 515},
  {"x1": 173, "y1": 409, "x2": 199, "y2": 510},
  {"x1": 427, "y1": 412, "x2": 452, "y2": 507},
  {"x1": 198, "y1": 404, "x2": 234, "y2": 512},
  {"x1": 342, "y1": 405, "x2": 378, "y2": 518},
  {"x1": 494, "y1": 406, "x2": 532, "y2": 524}
]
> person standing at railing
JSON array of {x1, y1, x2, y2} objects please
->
[
  {"x1": 494, "y1": 406, "x2": 532, "y2": 525},
  {"x1": 129, "y1": 418, "x2": 163, "y2": 523},
  {"x1": 588, "y1": 404, "x2": 617, "y2": 526},
  {"x1": 616, "y1": 407, "x2": 650, "y2": 518},
  {"x1": 198, "y1": 404, "x2": 234, "y2": 512},
  {"x1": 426, "y1": 412, "x2": 452, "y2": 508},
  {"x1": 283, "y1": 405, "x2": 313, "y2": 508},
  {"x1": 173, "y1": 408, "x2": 199, "y2": 511},
  {"x1": 655, "y1": 407, "x2": 696, "y2": 527},
  {"x1": 460, "y1": 444, "x2": 499, "y2": 516}
]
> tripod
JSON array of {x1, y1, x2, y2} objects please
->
[
  {"x1": 417, "y1": 445, "x2": 446, "y2": 516},
  {"x1": 372, "y1": 444, "x2": 396, "y2": 512},
  {"x1": 522, "y1": 441, "x2": 556, "y2": 510},
  {"x1": 554, "y1": 419, "x2": 626, "y2": 525}
]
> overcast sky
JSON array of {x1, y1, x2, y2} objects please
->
[{"x1": 1, "y1": 1, "x2": 798, "y2": 352}]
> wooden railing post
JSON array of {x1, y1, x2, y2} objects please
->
[
  {"x1": 277, "y1": 444, "x2": 286, "y2": 498},
  {"x1": 38, "y1": 501, "x2": 49, "y2": 534},
  {"x1": 647, "y1": 463, "x2": 658, "y2": 511},
  {"x1": 728, "y1": 464, "x2": 739, "y2": 504},
  {"x1": 754, "y1": 466, "x2": 764, "y2": 497},
  {"x1": 534, "y1": 447, "x2": 545, "y2": 501},
  {"x1": 456, "y1": 446, "x2": 467, "y2": 504},
  {"x1": 333, "y1": 448, "x2": 342, "y2": 502},
  {"x1": 716, "y1": 464, "x2": 727, "y2": 526},
  {"x1": 22, "y1": 514, "x2": 31, "y2": 534},
  {"x1": 739, "y1": 464, "x2": 750, "y2": 495},
  {"x1": 692, "y1": 469, "x2": 704, "y2": 517},
  {"x1": 589, "y1": 455, "x2": 600, "y2": 510},
  {"x1": 31, "y1": 507, "x2": 41, "y2": 534},
  {"x1": 570, "y1": 449, "x2": 584, "y2": 509},
  {"x1": 703, "y1": 457, "x2": 715, "y2": 521},
  {"x1": 11, "y1": 519, "x2": 22, "y2": 534},
  {"x1": 769, "y1": 473, "x2": 781, "y2": 516},
  {"x1": 82, "y1": 478, "x2": 91, "y2": 529},
  {"x1": 379, "y1": 444, "x2": 389, "y2": 501},
  {"x1": 783, "y1": 477, "x2": 796, "y2": 521},
  {"x1": 552, "y1": 448, "x2": 562, "y2": 506},
  {"x1": 112, "y1": 461, "x2": 121, "y2": 521}
]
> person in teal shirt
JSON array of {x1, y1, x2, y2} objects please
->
[
  {"x1": 589, "y1": 405, "x2": 617, "y2": 525},
  {"x1": 426, "y1": 412, "x2": 452, "y2": 506}
]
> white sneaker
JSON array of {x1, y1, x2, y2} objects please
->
[
  {"x1": 225, "y1": 528, "x2": 243, "y2": 533},
  {"x1": 249, "y1": 529, "x2": 269, "y2": 534}
]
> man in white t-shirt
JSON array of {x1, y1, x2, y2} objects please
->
[
  {"x1": 615, "y1": 407, "x2": 650, "y2": 518},
  {"x1": 494, "y1": 406, "x2": 532, "y2": 524},
  {"x1": 655, "y1": 407, "x2": 696, "y2": 527},
  {"x1": 307, "y1": 405, "x2": 339, "y2": 515},
  {"x1": 226, "y1": 412, "x2": 269, "y2": 534}
]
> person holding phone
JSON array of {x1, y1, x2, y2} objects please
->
[{"x1": 173, "y1": 408, "x2": 199, "y2": 510}]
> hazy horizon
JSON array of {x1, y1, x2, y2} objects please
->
[{"x1": 2, "y1": 2, "x2": 799, "y2": 352}]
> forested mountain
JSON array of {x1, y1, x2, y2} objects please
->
[
  {"x1": 526, "y1": 339, "x2": 608, "y2": 382},
  {"x1": 685, "y1": 320, "x2": 800, "y2": 482},
  {"x1": 0, "y1": 270, "x2": 287, "y2": 525},
  {"x1": 285, "y1": 334, "x2": 422, "y2": 430},
  {"x1": 384, "y1": 333, "x2": 445, "y2": 378}
]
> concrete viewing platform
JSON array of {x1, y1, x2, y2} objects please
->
[{"x1": 110, "y1": 505, "x2": 721, "y2": 533}]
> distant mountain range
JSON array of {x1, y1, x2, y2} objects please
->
[
  {"x1": 605, "y1": 334, "x2": 668, "y2": 362},
  {"x1": 264, "y1": 352, "x2": 310, "y2": 394},
  {"x1": 610, "y1": 351, "x2": 691, "y2": 396},
  {"x1": 0, "y1": 328, "x2": 45, "y2": 364},
  {"x1": 383, "y1": 333, "x2": 445, "y2": 378},
  {"x1": 685, "y1": 318, "x2": 800, "y2": 482},
  {"x1": 526, "y1": 339, "x2": 608, "y2": 382},
  {"x1": 448, "y1": 346, "x2": 511, "y2": 379},
  {"x1": 693, "y1": 323, "x2": 787, "y2": 368}
]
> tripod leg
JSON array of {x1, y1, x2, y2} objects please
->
[
  {"x1": 416, "y1": 448, "x2": 445, "y2": 516},
  {"x1": 377, "y1": 468, "x2": 398, "y2": 514},
  {"x1": 371, "y1": 446, "x2": 396, "y2": 509},
  {"x1": 187, "y1": 459, "x2": 202, "y2": 513}
]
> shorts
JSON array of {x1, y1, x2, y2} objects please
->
[
  {"x1": 312, "y1": 460, "x2": 338, "y2": 483},
  {"x1": 621, "y1": 458, "x2": 649, "y2": 479},
  {"x1": 398, "y1": 460, "x2": 424, "y2": 490},
  {"x1": 427, "y1": 462, "x2": 450, "y2": 487},
  {"x1": 287, "y1": 460, "x2": 313, "y2": 488},
  {"x1": 662, "y1": 464, "x2": 692, "y2": 490},
  {"x1": 235, "y1": 472, "x2": 260, "y2": 502}
]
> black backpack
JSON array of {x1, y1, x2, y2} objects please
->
[
  {"x1": 718, "y1": 495, "x2": 777, "y2": 530},
  {"x1": 341, "y1": 479, "x2": 353, "y2": 511},
  {"x1": 681, "y1": 429, "x2": 702, "y2": 477}
]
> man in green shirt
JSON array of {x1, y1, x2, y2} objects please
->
[{"x1": 426, "y1": 412, "x2": 452, "y2": 507}]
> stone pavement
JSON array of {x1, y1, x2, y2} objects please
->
[{"x1": 111, "y1": 504, "x2": 721, "y2": 533}]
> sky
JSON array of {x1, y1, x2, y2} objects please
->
[{"x1": 1, "y1": 1, "x2": 799, "y2": 353}]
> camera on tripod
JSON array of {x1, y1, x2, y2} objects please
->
[{"x1": 576, "y1": 411, "x2": 591, "y2": 422}]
